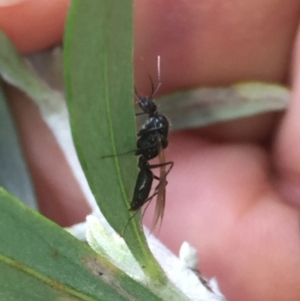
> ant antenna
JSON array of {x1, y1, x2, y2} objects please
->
[
  {"x1": 148, "y1": 73, "x2": 155, "y2": 96},
  {"x1": 134, "y1": 55, "x2": 162, "y2": 100},
  {"x1": 151, "y1": 55, "x2": 162, "y2": 98}
]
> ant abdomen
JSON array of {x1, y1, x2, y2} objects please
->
[{"x1": 130, "y1": 157, "x2": 154, "y2": 211}]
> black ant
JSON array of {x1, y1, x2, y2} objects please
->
[
  {"x1": 124, "y1": 56, "x2": 173, "y2": 232},
  {"x1": 103, "y1": 56, "x2": 173, "y2": 233}
]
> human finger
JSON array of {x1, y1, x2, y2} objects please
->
[
  {"x1": 0, "y1": 0, "x2": 69, "y2": 52},
  {"x1": 273, "y1": 24, "x2": 300, "y2": 208},
  {"x1": 134, "y1": 0, "x2": 300, "y2": 93},
  {"x1": 144, "y1": 132, "x2": 300, "y2": 301}
]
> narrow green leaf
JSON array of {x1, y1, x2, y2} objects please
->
[
  {"x1": 0, "y1": 83, "x2": 37, "y2": 209},
  {"x1": 157, "y1": 82, "x2": 289, "y2": 130},
  {"x1": 63, "y1": 0, "x2": 165, "y2": 279},
  {"x1": 0, "y1": 188, "x2": 162, "y2": 301},
  {"x1": 0, "y1": 32, "x2": 57, "y2": 102}
]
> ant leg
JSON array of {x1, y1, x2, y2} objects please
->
[
  {"x1": 153, "y1": 174, "x2": 160, "y2": 181},
  {"x1": 122, "y1": 189, "x2": 159, "y2": 236},
  {"x1": 148, "y1": 161, "x2": 174, "y2": 174},
  {"x1": 141, "y1": 190, "x2": 159, "y2": 220},
  {"x1": 135, "y1": 112, "x2": 148, "y2": 116},
  {"x1": 163, "y1": 161, "x2": 173, "y2": 178},
  {"x1": 149, "y1": 161, "x2": 173, "y2": 190},
  {"x1": 104, "y1": 133, "x2": 161, "y2": 158},
  {"x1": 103, "y1": 140, "x2": 162, "y2": 159},
  {"x1": 121, "y1": 209, "x2": 140, "y2": 236}
]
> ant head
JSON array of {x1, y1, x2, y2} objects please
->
[
  {"x1": 135, "y1": 55, "x2": 162, "y2": 115},
  {"x1": 136, "y1": 95, "x2": 157, "y2": 115}
]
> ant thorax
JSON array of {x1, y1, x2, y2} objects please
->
[
  {"x1": 135, "y1": 132, "x2": 160, "y2": 160},
  {"x1": 138, "y1": 115, "x2": 169, "y2": 137}
]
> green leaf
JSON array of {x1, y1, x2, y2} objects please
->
[
  {"x1": 0, "y1": 188, "x2": 162, "y2": 301},
  {"x1": 0, "y1": 82, "x2": 37, "y2": 209},
  {"x1": 157, "y1": 82, "x2": 289, "y2": 130},
  {"x1": 0, "y1": 11, "x2": 187, "y2": 300},
  {"x1": 0, "y1": 31, "x2": 67, "y2": 210},
  {"x1": 0, "y1": 32, "x2": 59, "y2": 103},
  {"x1": 63, "y1": 0, "x2": 165, "y2": 279}
]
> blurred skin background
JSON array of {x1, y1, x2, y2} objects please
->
[{"x1": 2, "y1": 1, "x2": 300, "y2": 300}]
